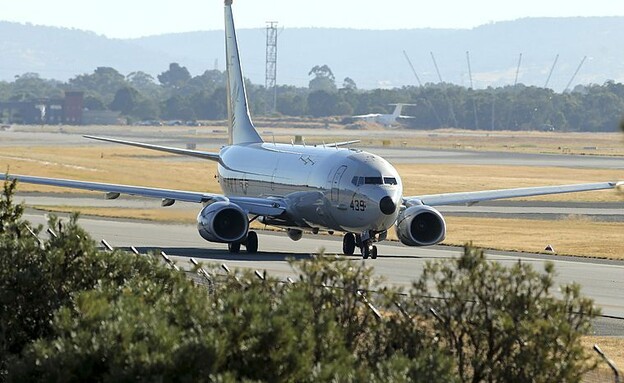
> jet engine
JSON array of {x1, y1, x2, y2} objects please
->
[
  {"x1": 197, "y1": 201, "x2": 248, "y2": 243},
  {"x1": 395, "y1": 205, "x2": 446, "y2": 246},
  {"x1": 287, "y1": 228, "x2": 303, "y2": 241}
]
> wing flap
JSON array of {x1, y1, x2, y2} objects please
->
[
  {"x1": 2, "y1": 174, "x2": 217, "y2": 203},
  {"x1": 405, "y1": 182, "x2": 618, "y2": 207},
  {"x1": 1, "y1": 174, "x2": 286, "y2": 217}
]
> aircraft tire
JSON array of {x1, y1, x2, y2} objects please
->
[
  {"x1": 228, "y1": 242, "x2": 241, "y2": 253},
  {"x1": 343, "y1": 233, "x2": 356, "y2": 255},
  {"x1": 371, "y1": 245, "x2": 378, "y2": 259},
  {"x1": 362, "y1": 242, "x2": 372, "y2": 259},
  {"x1": 246, "y1": 231, "x2": 258, "y2": 253}
]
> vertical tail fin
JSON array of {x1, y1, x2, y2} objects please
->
[
  {"x1": 391, "y1": 104, "x2": 404, "y2": 118},
  {"x1": 224, "y1": 0, "x2": 263, "y2": 145}
]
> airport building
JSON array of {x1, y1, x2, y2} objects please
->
[{"x1": 0, "y1": 91, "x2": 84, "y2": 125}]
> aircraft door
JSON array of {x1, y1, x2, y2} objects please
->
[{"x1": 330, "y1": 165, "x2": 347, "y2": 203}]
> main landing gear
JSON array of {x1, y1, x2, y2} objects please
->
[
  {"x1": 342, "y1": 232, "x2": 378, "y2": 259},
  {"x1": 343, "y1": 233, "x2": 356, "y2": 255},
  {"x1": 228, "y1": 231, "x2": 258, "y2": 254}
]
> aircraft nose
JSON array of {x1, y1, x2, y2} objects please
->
[{"x1": 379, "y1": 196, "x2": 396, "y2": 215}]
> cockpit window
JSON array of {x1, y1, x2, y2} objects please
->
[
  {"x1": 384, "y1": 177, "x2": 398, "y2": 185},
  {"x1": 353, "y1": 176, "x2": 397, "y2": 186},
  {"x1": 364, "y1": 177, "x2": 383, "y2": 185}
]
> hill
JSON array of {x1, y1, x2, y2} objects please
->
[{"x1": 2, "y1": 17, "x2": 624, "y2": 91}]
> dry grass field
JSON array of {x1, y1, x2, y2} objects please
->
[
  {"x1": 10, "y1": 122, "x2": 624, "y2": 156},
  {"x1": 2, "y1": 145, "x2": 622, "y2": 202},
  {"x1": 582, "y1": 337, "x2": 624, "y2": 376},
  {"x1": 1, "y1": 127, "x2": 623, "y2": 258},
  {"x1": 443, "y1": 216, "x2": 624, "y2": 259}
]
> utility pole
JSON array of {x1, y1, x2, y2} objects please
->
[{"x1": 265, "y1": 21, "x2": 278, "y2": 114}]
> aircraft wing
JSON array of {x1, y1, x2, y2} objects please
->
[
  {"x1": 404, "y1": 181, "x2": 620, "y2": 207},
  {"x1": 84, "y1": 135, "x2": 220, "y2": 162},
  {"x1": 0, "y1": 174, "x2": 285, "y2": 217},
  {"x1": 352, "y1": 114, "x2": 380, "y2": 118}
]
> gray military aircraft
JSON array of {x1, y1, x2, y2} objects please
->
[
  {"x1": 2, "y1": 0, "x2": 621, "y2": 259},
  {"x1": 351, "y1": 103, "x2": 416, "y2": 127}
]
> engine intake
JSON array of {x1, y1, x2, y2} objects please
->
[
  {"x1": 395, "y1": 205, "x2": 446, "y2": 246},
  {"x1": 197, "y1": 201, "x2": 248, "y2": 243}
]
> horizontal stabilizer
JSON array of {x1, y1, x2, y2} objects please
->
[
  {"x1": 326, "y1": 140, "x2": 360, "y2": 148},
  {"x1": 84, "y1": 135, "x2": 220, "y2": 161}
]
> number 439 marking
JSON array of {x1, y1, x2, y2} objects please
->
[{"x1": 350, "y1": 199, "x2": 366, "y2": 211}]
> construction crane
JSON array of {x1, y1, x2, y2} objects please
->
[
  {"x1": 514, "y1": 53, "x2": 522, "y2": 86},
  {"x1": 564, "y1": 56, "x2": 587, "y2": 92},
  {"x1": 402, "y1": 51, "x2": 423, "y2": 87},
  {"x1": 544, "y1": 54, "x2": 559, "y2": 88}
]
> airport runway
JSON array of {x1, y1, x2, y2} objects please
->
[
  {"x1": 16, "y1": 194, "x2": 624, "y2": 222},
  {"x1": 22, "y1": 211, "x2": 624, "y2": 325},
  {"x1": 368, "y1": 147, "x2": 624, "y2": 168},
  {"x1": 2, "y1": 128, "x2": 623, "y2": 169}
]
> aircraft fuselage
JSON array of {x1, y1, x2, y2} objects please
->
[{"x1": 218, "y1": 143, "x2": 403, "y2": 234}]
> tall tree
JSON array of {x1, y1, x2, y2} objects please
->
[
  {"x1": 68, "y1": 67, "x2": 127, "y2": 103},
  {"x1": 342, "y1": 77, "x2": 357, "y2": 91},
  {"x1": 157, "y1": 63, "x2": 191, "y2": 89},
  {"x1": 308, "y1": 64, "x2": 337, "y2": 92},
  {"x1": 307, "y1": 90, "x2": 338, "y2": 117},
  {"x1": 109, "y1": 86, "x2": 140, "y2": 115}
]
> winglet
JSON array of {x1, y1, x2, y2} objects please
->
[{"x1": 224, "y1": 0, "x2": 263, "y2": 145}]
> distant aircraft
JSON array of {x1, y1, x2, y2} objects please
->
[
  {"x1": 351, "y1": 103, "x2": 416, "y2": 127},
  {"x1": 2, "y1": 0, "x2": 621, "y2": 259}
]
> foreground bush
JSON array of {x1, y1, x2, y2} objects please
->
[
  {"x1": 0, "y1": 179, "x2": 597, "y2": 382},
  {"x1": 413, "y1": 245, "x2": 598, "y2": 382}
]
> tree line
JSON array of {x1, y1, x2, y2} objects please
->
[
  {"x1": 0, "y1": 178, "x2": 602, "y2": 382},
  {"x1": 1, "y1": 63, "x2": 623, "y2": 131}
]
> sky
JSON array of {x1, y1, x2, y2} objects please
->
[{"x1": 2, "y1": 0, "x2": 623, "y2": 38}]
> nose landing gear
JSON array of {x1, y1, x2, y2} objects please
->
[
  {"x1": 361, "y1": 241, "x2": 377, "y2": 259},
  {"x1": 342, "y1": 231, "x2": 378, "y2": 259}
]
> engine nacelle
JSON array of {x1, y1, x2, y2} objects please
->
[
  {"x1": 395, "y1": 205, "x2": 446, "y2": 246},
  {"x1": 287, "y1": 228, "x2": 303, "y2": 241},
  {"x1": 197, "y1": 201, "x2": 248, "y2": 243}
]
